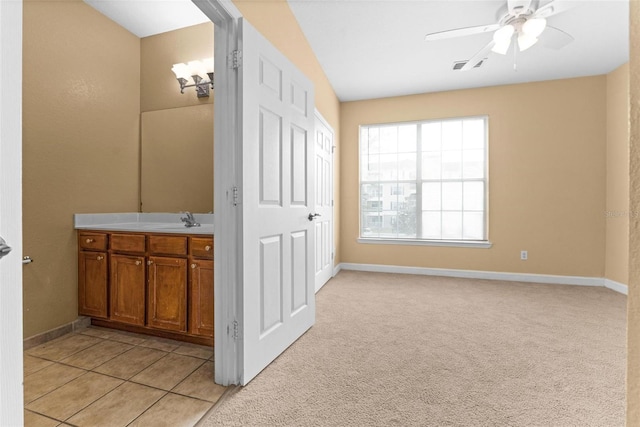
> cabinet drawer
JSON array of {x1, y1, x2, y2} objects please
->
[
  {"x1": 110, "y1": 233, "x2": 146, "y2": 253},
  {"x1": 190, "y1": 237, "x2": 213, "y2": 259},
  {"x1": 79, "y1": 232, "x2": 108, "y2": 251},
  {"x1": 149, "y1": 235, "x2": 187, "y2": 256}
]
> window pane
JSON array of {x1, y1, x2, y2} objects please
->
[
  {"x1": 462, "y1": 149, "x2": 484, "y2": 179},
  {"x1": 398, "y1": 153, "x2": 417, "y2": 180},
  {"x1": 379, "y1": 153, "x2": 397, "y2": 180},
  {"x1": 442, "y1": 211, "x2": 463, "y2": 239},
  {"x1": 367, "y1": 127, "x2": 380, "y2": 153},
  {"x1": 398, "y1": 125, "x2": 417, "y2": 153},
  {"x1": 422, "y1": 152, "x2": 441, "y2": 180},
  {"x1": 379, "y1": 127, "x2": 397, "y2": 153},
  {"x1": 422, "y1": 182, "x2": 441, "y2": 210},
  {"x1": 422, "y1": 123, "x2": 441, "y2": 151},
  {"x1": 463, "y1": 119, "x2": 485, "y2": 150},
  {"x1": 442, "y1": 150, "x2": 462, "y2": 179},
  {"x1": 442, "y1": 121, "x2": 462, "y2": 151},
  {"x1": 422, "y1": 211, "x2": 441, "y2": 239},
  {"x1": 361, "y1": 153, "x2": 380, "y2": 181},
  {"x1": 463, "y1": 181, "x2": 484, "y2": 211},
  {"x1": 442, "y1": 182, "x2": 462, "y2": 211},
  {"x1": 463, "y1": 212, "x2": 484, "y2": 240},
  {"x1": 361, "y1": 128, "x2": 369, "y2": 154}
]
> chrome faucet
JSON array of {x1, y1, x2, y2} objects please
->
[{"x1": 181, "y1": 212, "x2": 200, "y2": 228}]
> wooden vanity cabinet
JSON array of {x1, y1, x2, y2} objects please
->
[
  {"x1": 189, "y1": 236, "x2": 214, "y2": 338},
  {"x1": 78, "y1": 230, "x2": 213, "y2": 345},
  {"x1": 147, "y1": 236, "x2": 188, "y2": 332},
  {"x1": 110, "y1": 253, "x2": 146, "y2": 326},
  {"x1": 78, "y1": 232, "x2": 108, "y2": 318},
  {"x1": 108, "y1": 234, "x2": 146, "y2": 326}
]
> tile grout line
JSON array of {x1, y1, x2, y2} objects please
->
[{"x1": 26, "y1": 328, "x2": 220, "y2": 427}]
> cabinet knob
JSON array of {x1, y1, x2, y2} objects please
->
[
  {"x1": 86, "y1": 238, "x2": 94, "y2": 243},
  {"x1": 135, "y1": 260, "x2": 142, "y2": 266},
  {"x1": 97, "y1": 255, "x2": 104, "y2": 261},
  {"x1": 147, "y1": 260, "x2": 153, "y2": 265},
  {"x1": 205, "y1": 245, "x2": 211, "y2": 251},
  {"x1": 191, "y1": 263, "x2": 196, "y2": 269}
]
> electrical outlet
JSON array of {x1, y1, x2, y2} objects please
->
[{"x1": 521, "y1": 250, "x2": 528, "y2": 260}]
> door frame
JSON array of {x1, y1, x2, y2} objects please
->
[
  {"x1": 313, "y1": 109, "x2": 336, "y2": 293},
  {"x1": 0, "y1": 0, "x2": 24, "y2": 424},
  {"x1": 193, "y1": 0, "x2": 243, "y2": 385}
]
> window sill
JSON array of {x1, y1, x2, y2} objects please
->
[{"x1": 357, "y1": 238, "x2": 492, "y2": 248}]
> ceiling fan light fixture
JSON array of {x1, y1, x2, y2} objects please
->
[
  {"x1": 491, "y1": 24, "x2": 514, "y2": 55},
  {"x1": 491, "y1": 39, "x2": 511, "y2": 55},
  {"x1": 522, "y1": 17, "x2": 547, "y2": 38},
  {"x1": 517, "y1": 33, "x2": 538, "y2": 51},
  {"x1": 493, "y1": 24, "x2": 515, "y2": 44}
]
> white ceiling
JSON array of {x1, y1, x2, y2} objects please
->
[
  {"x1": 83, "y1": 0, "x2": 210, "y2": 38},
  {"x1": 84, "y1": 0, "x2": 629, "y2": 102}
]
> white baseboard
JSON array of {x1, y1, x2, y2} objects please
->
[
  {"x1": 604, "y1": 279, "x2": 628, "y2": 295},
  {"x1": 335, "y1": 263, "x2": 628, "y2": 295},
  {"x1": 333, "y1": 263, "x2": 342, "y2": 277}
]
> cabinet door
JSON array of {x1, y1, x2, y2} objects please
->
[
  {"x1": 189, "y1": 259, "x2": 214, "y2": 337},
  {"x1": 147, "y1": 256, "x2": 187, "y2": 332},
  {"x1": 78, "y1": 251, "x2": 108, "y2": 318},
  {"x1": 110, "y1": 254, "x2": 146, "y2": 325}
]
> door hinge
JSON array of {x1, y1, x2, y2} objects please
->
[
  {"x1": 231, "y1": 320, "x2": 239, "y2": 340},
  {"x1": 332, "y1": 145, "x2": 336, "y2": 153},
  {"x1": 229, "y1": 50, "x2": 242, "y2": 69},
  {"x1": 232, "y1": 186, "x2": 239, "y2": 206}
]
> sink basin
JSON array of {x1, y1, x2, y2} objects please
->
[{"x1": 139, "y1": 223, "x2": 214, "y2": 234}]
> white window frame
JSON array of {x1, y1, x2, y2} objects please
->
[{"x1": 358, "y1": 116, "x2": 491, "y2": 249}]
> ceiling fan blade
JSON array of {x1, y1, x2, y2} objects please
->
[
  {"x1": 535, "y1": 0, "x2": 575, "y2": 18},
  {"x1": 508, "y1": 0, "x2": 533, "y2": 16},
  {"x1": 460, "y1": 40, "x2": 496, "y2": 71},
  {"x1": 425, "y1": 24, "x2": 499, "y2": 41},
  {"x1": 541, "y1": 25, "x2": 574, "y2": 49}
]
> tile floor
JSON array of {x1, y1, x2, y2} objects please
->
[{"x1": 24, "y1": 326, "x2": 226, "y2": 427}]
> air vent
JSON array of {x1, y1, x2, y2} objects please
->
[{"x1": 453, "y1": 59, "x2": 486, "y2": 70}]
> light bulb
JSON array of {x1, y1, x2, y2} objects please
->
[
  {"x1": 202, "y1": 57, "x2": 214, "y2": 74},
  {"x1": 171, "y1": 63, "x2": 190, "y2": 80},
  {"x1": 491, "y1": 40, "x2": 511, "y2": 55},
  {"x1": 493, "y1": 25, "x2": 514, "y2": 44},
  {"x1": 187, "y1": 60, "x2": 207, "y2": 78},
  {"x1": 522, "y1": 18, "x2": 547, "y2": 38},
  {"x1": 518, "y1": 33, "x2": 538, "y2": 51},
  {"x1": 491, "y1": 25, "x2": 514, "y2": 55}
]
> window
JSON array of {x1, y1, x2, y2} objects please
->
[{"x1": 360, "y1": 117, "x2": 488, "y2": 244}]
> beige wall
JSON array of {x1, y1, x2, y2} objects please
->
[
  {"x1": 628, "y1": 2, "x2": 640, "y2": 424},
  {"x1": 340, "y1": 77, "x2": 607, "y2": 277},
  {"x1": 233, "y1": 0, "x2": 342, "y2": 263},
  {"x1": 141, "y1": 23, "x2": 213, "y2": 113},
  {"x1": 605, "y1": 63, "x2": 630, "y2": 285},
  {"x1": 22, "y1": 0, "x2": 140, "y2": 338}
]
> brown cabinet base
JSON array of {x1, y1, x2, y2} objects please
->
[{"x1": 91, "y1": 318, "x2": 213, "y2": 347}]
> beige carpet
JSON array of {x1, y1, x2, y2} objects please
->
[{"x1": 202, "y1": 271, "x2": 626, "y2": 426}]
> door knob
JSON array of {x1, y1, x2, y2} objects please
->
[
  {"x1": 0, "y1": 236, "x2": 12, "y2": 260},
  {"x1": 308, "y1": 213, "x2": 321, "y2": 221}
]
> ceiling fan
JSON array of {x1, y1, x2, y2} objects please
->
[{"x1": 425, "y1": 0, "x2": 575, "y2": 71}]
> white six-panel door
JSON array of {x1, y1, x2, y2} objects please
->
[
  {"x1": 314, "y1": 112, "x2": 334, "y2": 292},
  {"x1": 239, "y1": 18, "x2": 316, "y2": 385}
]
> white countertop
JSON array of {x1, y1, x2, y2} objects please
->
[{"x1": 74, "y1": 213, "x2": 214, "y2": 235}]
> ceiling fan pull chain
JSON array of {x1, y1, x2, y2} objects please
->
[{"x1": 513, "y1": 42, "x2": 518, "y2": 71}]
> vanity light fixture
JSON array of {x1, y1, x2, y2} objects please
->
[{"x1": 171, "y1": 57, "x2": 214, "y2": 98}]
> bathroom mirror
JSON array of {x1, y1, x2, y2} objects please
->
[{"x1": 140, "y1": 104, "x2": 214, "y2": 213}]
